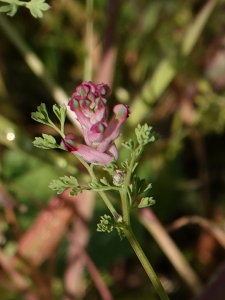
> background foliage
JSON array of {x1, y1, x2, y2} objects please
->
[{"x1": 1, "y1": 0, "x2": 225, "y2": 299}]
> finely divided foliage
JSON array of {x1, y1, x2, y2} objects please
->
[
  {"x1": 33, "y1": 134, "x2": 60, "y2": 150},
  {"x1": 49, "y1": 176, "x2": 88, "y2": 196},
  {"x1": 0, "y1": 0, "x2": 50, "y2": 18}
]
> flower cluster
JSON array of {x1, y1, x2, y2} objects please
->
[{"x1": 61, "y1": 81, "x2": 130, "y2": 165}]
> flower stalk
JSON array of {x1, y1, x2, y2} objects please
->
[{"x1": 124, "y1": 227, "x2": 170, "y2": 300}]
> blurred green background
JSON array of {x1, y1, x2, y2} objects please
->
[{"x1": 1, "y1": 0, "x2": 225, "y2": 299}]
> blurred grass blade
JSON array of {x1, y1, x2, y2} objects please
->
[
  {"x1": 128, "y1": 0, "x2": 219, "y2": 126},
  {"x1": 138, "y1": 208, "x2": 203, "y2": 295},
  {"x1": 129, "y1": 59, "x2": 176, "y2": 126},
  {"x1": 84, "y1": 0, "x2": 93, "y2": 81},
  {"x1": 182, "y1": 0, "x2": 218, "y2": 56}
]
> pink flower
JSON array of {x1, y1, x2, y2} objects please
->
[{"x1": 61, "y1": 81, "x2": 130, "y2": 165}]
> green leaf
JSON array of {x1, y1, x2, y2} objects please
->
[
  {"x1": 49, "y1": 175, "x2": 83, "y2": 195},
  {"x1": 129, "y1": 175, "x2": 152, "y2": 198},
  {"x1": 97, "y1": 215, "x2": 114, "y2": 233},
  {"x1": 121, "y1": 139, "x2": 135, "y2": 151},
  {"x1": 5, "y1": 4, "x2": 17, "y2": 16},
  {"x1": 135, "y1": 124, "x2": 156, "y2": 146},
  {"x1": 132, "y1": 162, "x2": 138, "y2": 173},
  {"x1": 121, "y1": 160, "x2": 129, "y2": 170},
  {"x1": 33, "y1": 134, "x2": 59, "y2": 149},
  {"x1": 0, "y1": 0, "x2": 18, "y2": 16},
  {"x1": 88, "y1": 181, "x2": 101, "y2": 189},
  {"x1": 63, "y1": 176, "x2": 78, "y2": 186},
  {"x1": 115, "y1": 227, "x2": 125, "y2": 240},
  {"x1": 97, "y1": 214, "x2": 126, "y2": 240},
  {"x1": 0, "y1": 0, "x2": 50, "y2": 17},
  {"x1": 31, "y1": 103, "x2": 51, "y2": 125},
  {"x1": 0, "y1": 4, "x2": 13, "y2": 12},
  {"x1": 70, "y1": 187, "x2": 83, "y2": 196},
  {"x1": 26, "y1": 0, "x2": 50, "y2": 18},
  {"x1": 0, "y1": 0, "x2": 15, "y2": 3},
  {"x1": 53, "y1": 104, "x2": 67, "y2": 123},
  {"x1": 100, "y1": 177, "x2": 110, "y2": 186},
  {"x1": 102, "y1": 161, "x2": 118, "y2": 175},
  {"x1": 138, "y1": 197, "x2": 155, "y2": 208},
  {"x1": 49, "y1": 180, "x2": 64, "y2": 194}
]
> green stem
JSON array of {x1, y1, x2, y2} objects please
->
[
  {"x1": 75, "y1": 156, "x2": 118, "y2": 217},
  {"x1": 120, "y1": 188, "x2": 130, "y2": 226},
  {"x1": 124, "y1": 227, "x2": 170, "y2": 300},
  {"x1": 91, "y1": 187, "x2": 121, "y2": 192},
  {"x1": 50, "y1": 123, "x2": 65, "y2": 138},
  {"x1": 98, "y1": 191, "x2": 118, "y2": 217},
  {"x1": 119, "y1": 146, "x2": 170, "y2": 300},
  {"x1": 60, "y1": 119, "x2": 65, "y2": 137},
  {"x1": 120, "y1": 150, "x2": 138, "y2": 225}
]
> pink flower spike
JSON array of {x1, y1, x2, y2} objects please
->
[{"x1": 65, "y1": 82, "x2": 130, "y2": 165}]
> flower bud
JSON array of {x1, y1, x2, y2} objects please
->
[{"x1": 113, "y1": 170, "x2": 126, "y2": 186}]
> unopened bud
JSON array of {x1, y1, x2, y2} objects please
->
[
  {"x1": 114, "y1": 213, "x2": 123, "y2": 223},
  {"x1": 113, "y1": 170, "x2": 126, "y2": 186}
]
